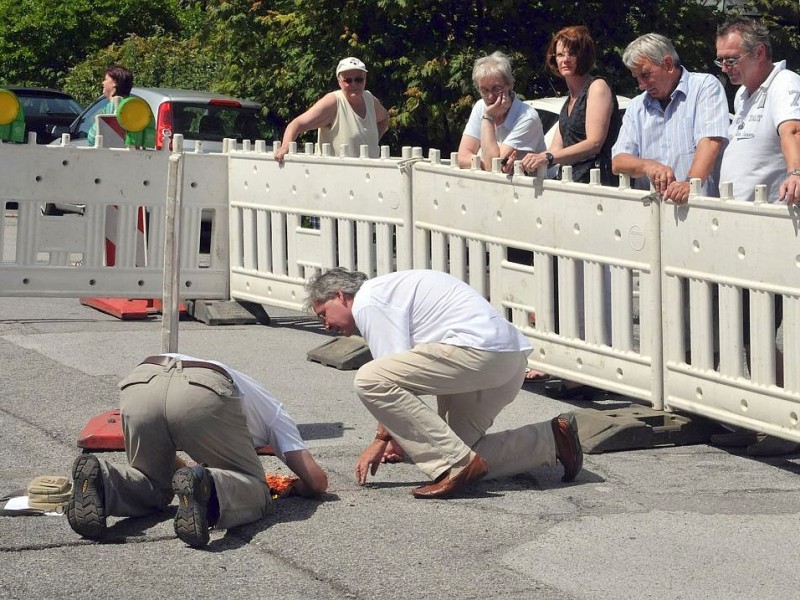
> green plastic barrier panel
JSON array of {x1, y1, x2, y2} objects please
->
[{"x1": 0, "y1": 88, "x2": 26, "y2": 143}]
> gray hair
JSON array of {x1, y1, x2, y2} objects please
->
[
  {"x1": 472, "y1": 51, "x2": 515, "y2": 89},
  {"x1": 717, "y1": 17, "x2": 772, "y2": 60},
  {"x1": 622, "y1": 33, "x2": 680, "y2": 69},
  {"x1": 304, "y1": 267, "x2": 368, "y2": 310}
]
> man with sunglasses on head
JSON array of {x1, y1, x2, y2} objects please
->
[
  {"x1": 716, "y1": 17, "x2": 800, "y2": 204},
  {"x1": 612, "y1": 33, "x2": 729, "y2": 204},
  {"x1": 275, "y1": 57, "x2": 389, "y2": 163}
]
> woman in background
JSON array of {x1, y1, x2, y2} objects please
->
[
  {"x1": 517, "y1": 26, "x2": 620, "y2": 185},
  {"x1": 518, "y1": 27, "x2": 620, "y2": 393},
  {"x1": 458, "y1": 51, "x2": 545, "y2": 171},
  {"x1": 86, "y1": 65, "x2": 133, "y2": 147},
  {"x1": 274, "y1": 57, "x2": 389, "y2": 163}
]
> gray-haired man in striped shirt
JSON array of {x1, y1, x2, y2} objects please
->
[{"x1": 612, "y1": 33, "x2": 729, "y2": 204}]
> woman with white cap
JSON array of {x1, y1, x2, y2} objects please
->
[{"x1": 275, "y1": 57, "x2": 390, "y2": 162}]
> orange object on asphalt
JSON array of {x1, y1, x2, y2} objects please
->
[{"x1": 266, "y1": 473, "x2": 298, "y2": 497}]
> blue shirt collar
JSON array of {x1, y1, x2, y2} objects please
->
[{"x1": 643, "y1": 66, "x2": 687, "y2": 111}]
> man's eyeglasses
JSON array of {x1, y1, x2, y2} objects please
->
[
  {"x1": 313, "y1": 299, "x2": 333, "y2": 324},
  {"x1": 713, "y1": 53, "x2": 749, "y2": 68},
  {"x1": 340, "y1": 77, "x2": 365, "y2": 84}
]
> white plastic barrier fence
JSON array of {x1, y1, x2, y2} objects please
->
[
  {"x1": 0, "y1": 142, "x2": 228, "y2": 299},
  {"x1": 226, "y1": 141, "x2": 416, "y2": 311},
  {"x1": 2, "y1": 139, "x2": 799, "y2": 442},
  {"x1": 660, "y1": 183, "x2": 800, "y2": 440},
  {"x1": 413, "y1": 156, "x2": 663, "y2": 407}
]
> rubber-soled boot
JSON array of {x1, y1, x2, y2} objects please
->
[
  {"x1": 67, "y1": 454, "x2": 106, "y2": 539},
  {"x1": 172, "y1": 466, "x2": 213, "y2": 548}
]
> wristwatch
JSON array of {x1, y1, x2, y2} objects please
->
[
  {"x1": 545, "y1": 152, "x2": 555, "y2": 167},
  {"x1": 788, "y1": 169, "x2": 800, "y2": 177}
]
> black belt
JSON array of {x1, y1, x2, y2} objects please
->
[{"x1": 140, "y1": 355, "x2": 233, "y2": 382}]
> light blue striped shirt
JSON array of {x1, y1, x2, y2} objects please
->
[{"x1": 612, "y1": 68, "x2": 729, "y2": 196}]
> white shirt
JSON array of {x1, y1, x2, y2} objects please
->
[
  {"x1": 720, "y1": 61, "x2": 800, "y2": 202},
  {"x1": 463, "y1": 96, "x2": 546, "y2": 155},
  {"x1": 351, "y1": 270, "x2": 532, "y2": 360},
  {"x1": 163, "y1": 353, "x2": 306, "y2": 461}
]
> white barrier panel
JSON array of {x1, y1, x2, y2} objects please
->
[
  {"x1": 226, "y1": 144, "x2": 414, "y2": 311},
  {"x1": 5, "y1": 139, "x2": 800, "y2": 443},
  {"x1": 660, "y1": 195, "x2": 800, "y2": 440},
  {"x1": 0, "y1": 143, "x2": 228, "y2": 299},
  {"x1": 412, "y1": 159, "x2": 662, "y2": 406},
  {"x1": 178, "y1": 151, "x2": 230, "y2": 293}
]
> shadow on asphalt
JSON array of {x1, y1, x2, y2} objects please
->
[
  {"x1": 364, "y1": 470, "x2": 601, "y2": 496},
  {"x1": 297, "y1": 422, "x2": 348, "y2": 441},
  {"x1": 214, "y1": 494, "x2": 335, "y2": 552},
  {"x1": 67, "y1": 493, "x2": 335, "y2": 549},
  {"x1": 711, "y1": 445, "x2": 800, "y2": 477},
  {"x1": 100, "y1": 508, "x2": 177, "y2": 542}
]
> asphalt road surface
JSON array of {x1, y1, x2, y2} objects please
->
[{"x1": 2, "y1": 213, "x2": 799, "y2": 599}]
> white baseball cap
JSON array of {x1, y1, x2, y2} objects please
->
[{"x1": 336, "y1": 57, "x2": 368, "y2": 76}]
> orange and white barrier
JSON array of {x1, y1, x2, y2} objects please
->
[{"x1": 103, "y1": 204, "x2": 147, "y2": 267}]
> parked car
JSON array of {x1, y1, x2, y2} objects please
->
[
  {"x1": 54, "y1": 87, "x2": 282, "y2": 152},
  {"x1": 1, "y1": 86, "x2": 83, "y2": 145},
  {"x1": 45, "y1": 88, "x2": 283, "y2": 219},
  {"x1": 525, "y1": 95, "x2": 631, "y2": 147}
]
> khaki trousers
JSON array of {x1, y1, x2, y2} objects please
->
[
  {"x1": 354, "y1": 344, "x2": 557, "y2": 480},
  {"x1": 99, "y1": 359, "x2": 272, "y2": 530}
]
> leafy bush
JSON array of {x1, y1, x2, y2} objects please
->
[{"x1": 63, "y1": 35, "x2": 220, "y2": 106}]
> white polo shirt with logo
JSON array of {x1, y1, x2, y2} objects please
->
[{"x1": 721, "y1": 61, "x2": 800, "y2": 202}]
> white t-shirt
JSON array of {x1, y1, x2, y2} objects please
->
[
  {"x1": 351, "y1": 270, "x2": 532, "y2": 360},
  {"x1": 462, "y1": 96, "x2": 546, "y2": 156},
  {"x1": 162, "y1": 353, "x2": 306, "y2": 461},
  {"x1": 720, "y1": 61, "x2": 800, "y2": 202}
]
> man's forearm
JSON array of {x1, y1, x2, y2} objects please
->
[
  {"x1": 612, "y1": 153, "x2": 649, "y2": 178},
  {"x1": 687, "y1": 137, "x2": 726, "y2": 183}
]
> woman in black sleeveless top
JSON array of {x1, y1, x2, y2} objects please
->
[
  {"x1": 519, "y1": 26, "x2": 621, "y2": 186},
  {"x1": 558, "y1": 75, "x2": 620, "y2": 184},
  {"x1": 519, "y1": 26, "x2": 620, "y2": 392}
]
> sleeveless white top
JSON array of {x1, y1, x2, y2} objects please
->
[{"x1": 318, "y1": 90, "x2": 379, "y2": 158}]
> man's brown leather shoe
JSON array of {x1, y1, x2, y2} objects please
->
[
  {"x1": 552, "y1": 413, "x2": 583, "y2": 482},
  {"x1": 411, "y1": 454, "x2": 488, "y2": 499}
]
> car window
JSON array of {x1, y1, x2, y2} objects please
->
[
  {"x1": 72, "y1": 97, "x2": 111, "y2": 139},
  {"x1": 537, "y1": 110, "x2": 559, "y2": 136},
  {"x1": 172, "y1": 103, "x2": 277, "y2": 144},
  {"x1": 17, "y1": 96, "x2": 81, "y2": 117}
]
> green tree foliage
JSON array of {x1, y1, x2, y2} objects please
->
[
  {"x1": 5, "y1": 0, "x2": 798, "y2": 153},
  {"x1": 199, "y1": 0, "x2": 747, "y2": 153},
  {"x1": 63, "y1": 35, "x2": 220, "y2": 106},
  {"x1": 733, "y1": 0, "x2": 800, "y2": 63},
  {"x1": 0, "y1": 0, "x2": 182, "y2": 88}
]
